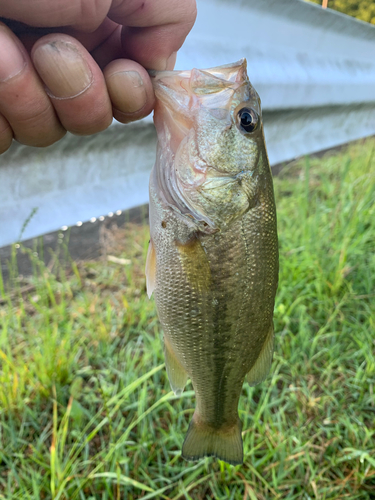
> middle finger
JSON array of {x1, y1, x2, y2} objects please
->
[{"x1": 31, "y1": 34, "x2": 113, "y2": 135}]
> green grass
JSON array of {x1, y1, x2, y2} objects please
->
[{"x1": 1, "y1": 138, "x2": 375, "y2": 499}]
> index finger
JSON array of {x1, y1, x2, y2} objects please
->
[
  {"x1": 0, "y1": 0, "x2": 112, "y2": 31},
  {"x1": 108, "y1": 0, "x2": 197, "y2": 28}
]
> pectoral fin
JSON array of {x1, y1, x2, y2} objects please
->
[
  {"x1": 176, "y1": 236, "x2": 211, "y2": 292},
  {"x1": 246, "y1": 324, "x2": 274, "y2": 386},
  {"x1": 145, "y1": 240, "x2": 156, "y2": 298},
  {"x1": 164, "y1": 337, "x2": 188, "y2": 396}
]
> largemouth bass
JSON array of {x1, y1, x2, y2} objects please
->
[{"x1": 146, "y1": 59, "x2": 278, "y2": 465}]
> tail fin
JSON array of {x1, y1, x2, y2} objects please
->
[{"x1": 182, "y1": 414, "x2": 243, "y2": 465}]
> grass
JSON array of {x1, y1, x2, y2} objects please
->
[{"x1": 0, "y1": 138, "x2": 375, "y2": 499}]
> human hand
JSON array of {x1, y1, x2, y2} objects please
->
[{"x1": 0, "y1": 0, "x2": 197, "y2": 154}]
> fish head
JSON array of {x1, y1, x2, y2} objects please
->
[{"x1": 151, "y1": 59, "x2": 269, "y2": 230}]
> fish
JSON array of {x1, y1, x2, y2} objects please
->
[{"x1": 146, "y1": 59, "x2": 278, "y2": 465}]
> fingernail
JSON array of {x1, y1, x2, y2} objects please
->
[
  {"x1": 0, "y1": 30, "x2": 26, "y2": 82},
  {"x1": 107, "y1": 71, "x2": 147, "y2": 113},
  {"x1": 32, "y1": 41, "x2": 93, "y2": 99},
  {"x1": 165, "y1": 52, "x2": 177, "y2": 70},
  {"x1": 151, "y1": 52, "x2": 178, "y2": 71}
]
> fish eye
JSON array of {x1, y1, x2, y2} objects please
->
[{"x1": 236, "y1": 107, "x2": 258, "y2": 134}]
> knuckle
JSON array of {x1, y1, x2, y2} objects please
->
[
  {"x1": 178, "y1": 0, "x2": 197, "y2": 33},
  {"x1": 174, "y1": 0, "x2": 197, "y2": 28},
  {"x1": 13, "y1": 100, "x2": 54, "y2": 128},
  {"x1": 186, "y1": 0, "x2": 198, "y2": 23},
  {"x1": 76, "y1": 0, "x2": 111, "y2": 31},
  {"x1": 11, "y1": 102, "x2": 66, "y2": 147},
  {"x1": 66, "y1": 110, "x2": 112, "y2": 136}
]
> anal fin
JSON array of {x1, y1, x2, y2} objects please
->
[
  {"x1": 164, "y1": 337, "x2": 188, "y2": 396},
  {"x1": 145, "y1": 239, "x2": 156, "y2": 298},
  {"x1": 246, "y1": 323, "x2": 274, "y2": 386}
]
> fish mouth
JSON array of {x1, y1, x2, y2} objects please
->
[
  {"x1": 149, "y1": 59, "x2": 253, "y2": 120},
  {"x1": 148, "y1": 59, "x2": 247, "y2": 81}
]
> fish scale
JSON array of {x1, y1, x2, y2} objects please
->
[{"x1": 146, "y1": 60, "x2": 278, "y2": 465}]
